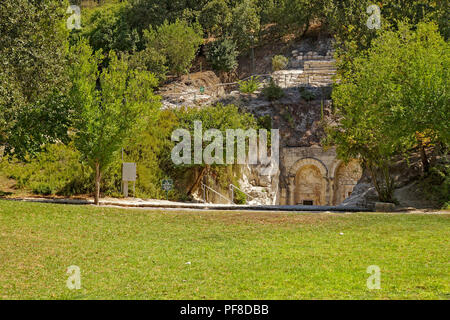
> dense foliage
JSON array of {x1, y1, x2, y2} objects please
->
[
  {"x1": 1, "y1": 0, "x2": 448, "y2": 205},
  {"x1": 0, "y1": 0, "x2": 71, "y2": 158},
  {"x1": 144, "y1": 19, "x2": 203, "y2": 75},
  {"x1": 69, "y1": 40, "x2": 160, "y2": 203},
  {"x1": 206, "y1": 38, "x2": 239, "y2": 72},
  {"x1": 327, "y1": 22, "x2": 449, "y2": 202}
]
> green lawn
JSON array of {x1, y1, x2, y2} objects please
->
[{"x1": 0, "y1": 200, "x2": 448, "y2": 300}]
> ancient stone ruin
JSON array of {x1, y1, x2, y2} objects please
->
[{"x1": 161, "y1": 38, "x2": 364, "y2": 206}]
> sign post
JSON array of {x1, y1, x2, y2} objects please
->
[
  {"x1": 122, "y1": 163, "x2": 137, "y2": 197},
  {"x1": 162, "y1": 179, "x2": 173, "y2": 200}
]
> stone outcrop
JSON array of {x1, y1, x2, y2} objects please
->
[{"x1": 161, "y1": 37, "x2": 364, "y2": 207}]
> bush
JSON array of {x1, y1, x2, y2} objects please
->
[
  {"x1": 144, "y1": 19, "x2": 203, "y2": 75},
  {"x1": 206, "y1": 38, "x2": 238, "y2": 72},
  {"x1": 238, "y1": 76, "x2": 261, "y2": 93},
  {"x1": 263, "y1": 79, "x2": 284, "y2": 101},
  {"x1": 128, "y1": 47, "x2": 168, "y2": 81},
  {"x1": 31, "y1": 183, "x2": 53, "y2": 196},
  {"x1": 0, "y1": 143, "x2": 93, "y2": 196},
  {"x1": 299, "y1": 87, "x2": 315, "y2": 101},
  {"x1": 420, "y1": 162, "x2": 450, "y2": 209},
  {"x1": 272, "y1": 55, "x2": 289, "y2": 71},
  {"x1": 229, "y1": 0, "x2": 260, "y2": 52},
  {"x1": 234, "y1": 188, "x2": 247, "y2": 204},
  {"x1": 199, "y1": 0, "x2": 231, "y2": 36}
]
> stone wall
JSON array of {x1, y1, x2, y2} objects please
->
[{"x1": 279, "y1": 146, "x2": 362, "y2": 206}]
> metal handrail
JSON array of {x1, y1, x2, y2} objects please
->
[{"x1": 201, "y1": 183, "x2": 233, "y2": 204}]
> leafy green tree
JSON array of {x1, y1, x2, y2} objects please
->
[
  {"x1": 144, "y1": 19, "x2": 203, "y2": 75},
  {"x1": 322, "y1": 0, "x2": 448, "y2": 60},
  {"x1": 206, "y1": 38, "x2": 239, "y2": 72},
  {"x1": 83, "y1": 2, "x2": 140, "y2": 53},
  {"x1": 229, "y1": 0, "x2": 261, "y2": 52},
  {"x1": 263, "y1": 0, "x2": 319, "y2": 37},
  {"x1": 69, "y1": 41, "x2": 161, "y2": 204},
  {"x1": 126, "y1": 0, "x2": 208, "y2": 34},
  {"x1": 327, "y1": 22, "x2": 449, "y2": 202},
  {"x1": 0, "y1": 0, "x2": 71, "y2": 159},
  {"x1": 128, "y1": 47, "x2": 168, "y2": 81},
  {"x1": 199, "y1": 0, "x2": 232, "y2": 36},
  {"x1": 173, "y1": 104, "x2": 258, "y2": 196}
]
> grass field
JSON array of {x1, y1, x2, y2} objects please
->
[{"x1": 0, "y1": 200, "x2": 448, "y2": 300}]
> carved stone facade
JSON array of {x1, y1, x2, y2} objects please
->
[{"x1": 279, "y1": 146, "x2": 362, "y2": 205}]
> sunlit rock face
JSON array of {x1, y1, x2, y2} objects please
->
[
  {"x1": 278, "y1": 147, "x2": 362, "y2": 206},
  {"x1": 163, "y1": 38, "x2": 363, "y2": 206}
]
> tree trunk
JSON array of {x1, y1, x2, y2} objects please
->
[
  {"x1": 188, "y1": 166, "x2": 208, "y2": 196},
  {"x1": 94, "y1": 162, "x2": 101, "y2": 205},
  {"x1": 368, "y1": 162, "x2": 394, "y2": 203},
  {"x1": 419, "y1": 143, "x2": 430, "y2": 174}
]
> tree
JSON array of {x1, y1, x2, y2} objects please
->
[
  {"x1": 128, "y1": 47, "x2": 168, "y2": 81},
  {"x1": 229, "y1": 0, "x2": 261, "y2": 52},
  {"x1": 125, "y1": 0, "x2": 208, "y2": 35},
  {"x1": 206, "y1": 38, "x2": 239, "y2": 73},
  {"x1": 263, "y1": 0, "x2": 318, "y2": 37},
  {"x1": 0, "y1": 0, "x2": 71, "y2": 159},
  {"x1": 327, "y1": 22, "x2": 449, "y2": 202},
  {"x1": 199, "y1": 0, "x2": 232, "y2": 37},
  {"x1": 173, "y1": 104, "x2": 258, "y2": 196},
  {"x1": 144, "y1": 19, "x2": 203, "y2": 75},
  {"x1": 83, "y1": 2, "x2": 140, "y2": 53},
  {"x1": 69, "y1": 41, "x2": 161, "y2": 204}
]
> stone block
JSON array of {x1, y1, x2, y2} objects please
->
[{"x1": 375, "y1": 202, "x2": 396, "y2": 212}]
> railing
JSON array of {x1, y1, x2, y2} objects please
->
[{"x1": 201, "y1": 183, "x2": 233, "y2": 204}]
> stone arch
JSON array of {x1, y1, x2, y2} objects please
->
[
  {"x1": 288, "y1": 158, "x2": 328, "y2": 178},
  {"x1": 332, "y1": 159, "x2": 363, "y2": 205},
  {"x1": 288, "y1": 158, "x2": 329, "y2": 206}
]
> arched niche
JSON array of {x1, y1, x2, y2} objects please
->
[
  {"x1": 289, "y1": 158, "x2": 329, "y2": 206},
  {"x1": 332, "y1": 160, "x2": 363, "y2": 205}
]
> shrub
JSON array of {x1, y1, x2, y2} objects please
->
[
  {"x1": 234, "y1": 188, "x2": 247, "y2": 204},
  {"x1": 263, "y1": 79, "x2": 284, "y2": 101},
  {"x1": 144, "y1": 19, "x2": 203, "y2": 75},
  {"x1": 0, "y1": 143, "x2": 93, "y2": 196},
  {"x1": 199, "y1": 0, "x2": 231, "y2": 36},
  {"x1": 419, "y1": 162, "x2": 450, "y2": 209},
  {"x1": 238, "y1": 76, "x2": 261, "y2": 93},
  {"x1": 229, "y1": 0, "x2": 260, "y2": 52},
  {"x1": 31, "y1": 183, "x2": 53, "y2": 196},
  {"x1": 272, "y1": 55, "x2": 289, "y2": 71},
  {"x1": 128, "y1": 47, "x2": 168, "y2": 81},
  {"x1": 206, "y1": 38, "x2": 238, "y2": 72},
  {"x1": 299, "y1": 87, "x2": 316, "y2": 101}
]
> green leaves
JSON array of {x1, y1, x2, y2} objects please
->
[
  {"x1": 206, "y1": 38, "x2": 239, "y2": 73},
  {"x1": 328, "y1": 22, "x2": 449, "y2": 202},
  {"x1": 144, "y1": 19, "x2": 203, "y2": 75},
  {"x1": 0, "y1": 0, "x2": 71, "y2": 159},
  {"x1": 69, "y1": 40, "x2": 161, "y2": 172}
]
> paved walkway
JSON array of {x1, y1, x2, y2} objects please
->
[
  {"x1": 3, "y1": 196, "x2": 371, "y2": 212},
  {"x1": 4, "y1": 197, "x2": 448, "y2": 214}
]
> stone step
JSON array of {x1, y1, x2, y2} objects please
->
[{"x1": 304, "y1": 60, "x2": 336, "y2": 67}]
